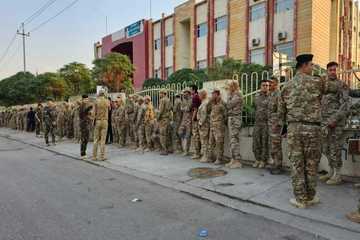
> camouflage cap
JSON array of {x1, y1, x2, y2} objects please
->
[{"x1": 182, "y1": 87, "x2": 191, "y2": 94}]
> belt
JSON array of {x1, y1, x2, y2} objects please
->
[{"x1": 289, "y1": 121, "x2": 321, "y2": 126}]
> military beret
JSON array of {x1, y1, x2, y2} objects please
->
[
  {"x1": 296, "y1": 54, "x2": 313, "y2": 64},
  {"x1": 82, "y1": 94, "x2": 88, "y2": 99}
]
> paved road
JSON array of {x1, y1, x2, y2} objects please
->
[{"x1": 0, "y1": 137, "x2": 325, "y2": 240}]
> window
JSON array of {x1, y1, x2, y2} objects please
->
[
  {"x1": 154, "y1": 68, "x2": 161, "y2": 78},
  {"x1": 165, "y1": 67, "x2": 173, "y2": 79},
  {"x1": 250, "y1": 48, "x2": 265, "y2": 65},
  {"x1": 197, "y1": 23, "x2": 208, "y2": 38},
  {"x1": 165, "y1": 34, "x2": 174, "y2": 47},
  {"x1": 154, "y1": 39, "x2": 161, "y2": 50},
  {"x1": 276, "y1": 42, "x2": 294, "y2": 59},
  {"x1": 250, "y1": 3, "x2": 266, "y2": 21},
  {"x1": 275, "y1": 0, "x2": 294, "y2": 13},
  {"x1": 215, "y1": 16, "x2": 228, "y2": 32},
  {"x1": 197, "y1": 60, "x2": 207, "y2": 70}
]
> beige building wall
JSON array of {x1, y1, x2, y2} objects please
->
[
  {"x1": 153, "y1": 22, "x2": 162, "y2": 77},
  {"x1": 165, "y1": 17, "x2": 174, "y2": 68},
  {"x1": 228, "y1": 0, "x2": 247, "y2": 61},
  {"x1": 296, "y1": 0, "x2": 312, "y2": 58},
  {"x1": 329, "y1": 0, "x2": 340, "y2": 62},
  {"x1": 174, "y1": 0, "x2": 195, "y2": 69},
  {"x1": 311, "y1": 0, "x2": 332, "y2": 68},
  {"x1": 196, "y1": 2, "x2": 208, "y2": 63}
]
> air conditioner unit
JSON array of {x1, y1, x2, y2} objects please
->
[
  {"x1": 252, "y1": 38, "x2": 261, "y2": 47},
  {"x1": 278, "y1": 32, "x2": 288, "y2": 41}
]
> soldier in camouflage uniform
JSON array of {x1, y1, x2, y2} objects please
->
[
  {"x1": 43, "y1": 99, "x2": 57, "y2": 146},
  {"x1": 144, "y1": 96, "x2": 155, "y2": 151},
  {"x1": 112, "y1": 101, "x2": 120, "y2": 144},
  {"x1": 178, "y1": 88, "x2": 193, "y2": 156},
  {"x1": 116, "y1": 97, "x2": 127, "y2": 147},
  {"x1": 73, "y1": 101, "x2": 81, "y2": 143},
  {"x1": 158, "y1": 90, "x2": 172, "y2": 155},
  {"x1": 197, "y1": 89, "x2": 210, "y2": 163},
  {"x1": 125, "y1": 95, "x2": 136, "y2": 147},
  {"x1": 56, "y1": 103, "x2": 66, "y2": 141},
  {"x1": 320, "y1": 61, "x2": 349, "y2": 185},
  {"x1": 172, "y1": 94, "x2": 183, "y2": 154},
  {"x1": 225, "y1": 80, "x2": 244, "y2": 169},
  {"x1": 35, "y1": 103, "x2": 43, "y2": 137},
  {"x1": 64, "y1": 103, "x2": 73, "y2": 139},
  {"x1": 190, "y1": 85, "x2": 201, "y2": 160},
  {"x1": 135, "y1": 96, "x2": 146, "y2": 153},
  {"x1": 268, "y1": 77, "x2": 284, "y2": 175},
  {"x1": 252, "y1": 80, "x2": 270, "y2": 169},
  {"x1": 79, "y1": 95, "x2": 93, "y2": 159},
  {"x1": 207, "y1": 88, "x2": 227, "y2": 165},
  {"x1": 279, "y1": 54, "x2": 324, "y2": 208}
]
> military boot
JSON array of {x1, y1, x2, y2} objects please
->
[
  {"x1": 258, "y1": 161, "x2": 266, "y2": 169},
  {"x1": 214, "y1": 157, "x2": 224, "y2": 165},
  {"x1": 181, "y1": 139, "x2": 189, "y2": 156},
  {"x1": 191, "y1": 153, "x2": 201, "y2": 160},
  {"x1": 326, "y1": 168, "x2": 342, "y2": 185},
  {"x1": 307, "y1": 196, "x2": 320, "y2": 206},
  {"x1": 225, "y1": 159, "x2": 243, "y2": 169},
  {"x1": 346, "y1": 211, "x2": 360, "y2": 223},
  {"x1": 290, "y1": 198, "x2": 307, "y2": 209},
  {"x1": 319, "y1": 168, "x2": 334, "y2": 181},
  {"x1": 252, "y1": 161, "x2": 260, "y2": 168}
]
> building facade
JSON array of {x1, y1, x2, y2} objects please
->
[{"x1": 95, "y1": 0, "x2": 360, "y2": 89}]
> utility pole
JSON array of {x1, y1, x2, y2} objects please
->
[
  {"x1": 17, "y1": 23, "x2": 30, "y2": 73},
  {"x1": 150, "y1": 0, "x2": 152, "y2": 19}
]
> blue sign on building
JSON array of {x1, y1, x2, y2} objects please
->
[{"x1": 126, "y1": 20, "x2": 143, "y2": 38}]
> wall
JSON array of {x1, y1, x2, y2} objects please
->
[
  {"x1": 174, "y1": 0, "x2": 195, "y2": 69},
  {"x1": 165, "y1": 17, "x2": 174, "y2": 69},
  {"x1": 196, "y1": 2, "x2": 208, "y2": 63},
  {"x1": 214, "y1": 0, "x2": 228, "y2": 58},
  {"x1": 228, "y1": 0, "x2": 247, "y2": 60},
  {"x1": 296, "y1": 0, "x2": 312, "y2": 56},
  {"x1": 153, "y1": 21, "x2": 162, "y2": 78}
]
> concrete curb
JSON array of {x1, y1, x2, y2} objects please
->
[{"x1": 1, "y1": 133, "x2": 360, "y2": 240}]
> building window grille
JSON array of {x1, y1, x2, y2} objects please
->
[
  {"x1": 275, "y1": 0, "x2": 294, "y2": 13},
  {"x1": 250, "y1": 48, "x2": 265, "y2": 65},
  {"x1": 197, "y1": 23, "x2": 208, "y2": 38},
  {"x1": 250, "y1": 3, "x2": 266, "y2": 21},
  {"x1": 154, "y1": 39, "x2": 161, "y2": 50},
  {"x1": 165, "y1": 66, "x2": 173, "y2": 79},
  {"x1": 154, "y1": 68, "x2": 161, "y2": 78},
  {"x1": 215, "y1": 16, "x2": 228, "y2": 32},
  {"x1": 275, "y1": 42, "x2": 294, "y2": 59},
  {"x1": 165, "y1": 34, "x2": 174, "y2": 47},
  {"x1": 197, "y1": 60, "x2": 207, "y2": 70}
]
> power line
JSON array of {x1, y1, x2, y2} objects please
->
[
  {"x1": 0, "y1": 32, "x2": 17, "y2": 66},
  {"x1": 0, "y1": 38, "x2": 22, "y2": 74},
  {"x1": 24, "y1": 0, "x2": 58, "y2": 25},
  {"x1": 29, "y1": 0, "x2": 80, "y2": 33}
]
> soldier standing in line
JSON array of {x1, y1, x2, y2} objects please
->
[
  {"x1": 35, "y1": 103, "x2": 43, "y2": 137},
  {"x1": 116, "y1": 96, "x2": 127, "y2": 147},
  {"x1": 112, "y1": 101, "x2": 119, "y2": 145},
  {"x1": 43, "y1": 99, "x2": 57, "y2": 147},
  {"x1": 144, "y1": 95, "x2": 155, "y2": 151},
  {"x1": 197, "y1": 89, "x2": 210, "y2": 163},
  {"x1": 172, "y1": 94, "x2": 183, "y2": 154},
  {"x1": 268, "y1": 77, "x2": 284, "y2": 175},
  {"x1": 135, "y1": 96, "x2": 147, "y2": 153},
  {"x1": 279, "y1": 54, "x2": 323, "y2": 208},
  {"x1": 73, "y1": 101, "x2": 81, "y2": 143},
  {"x1": 79, "y1": 95, "x2": 93, "y2": 160},
  {"x1": 157, "y1": 89, "x2": 172, "y2": 155},
  {"x1": 225, "y1": 80, "x2": 244, "y2": 169},
  {"x1": 320, "y1": 61, "x2": 349, "y2": 185},
  {"x1": 190, "y1": 85, "x2": 201, "y2": 160},
  {"x1": 125, "y1": 95, "x2": 135, "y2": 146},
  {"x1": 56, "y1": 103, "x2": 66, "y2": 141},
  {"x1": 207, "y1": 88, "x2": 227, "y2": 165},
  {"x1": 178, "y1": 88, "x2": 193, "y2": 156},
  {"x1": 132, "y1": 95, "x2": 140, "y2": 149},
  {"x1": 92, "y1": 90, "x2": 110, "y2": 161},
  {"x1": 252, "y1": 80, "x2": 270, "y2": 169}
]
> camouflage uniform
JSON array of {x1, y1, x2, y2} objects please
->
[
  {"x1": 178, "y1": 94, "x2": 193, "y2": 154},
  {"x1": 226, "y1": 91, "x2": 243, "y2": 162},
  {"x1": 35, "y1": 106, "x2": 43, "y2": 136},
  {"x1": 79, "y1": 101, "x2": 92, "y2": 157},
  {"x1": 56, "y1": 106, "x2": 66, "y2": 140},
  {"x1": 268, "y1": 89, "x2": 283, "y2": 169},
  {"x1": 125, "y1": 98, "x2": 136, "y2": 145},
  {"x1": 208, "y1": 98, "x2": 227, "y2": 164},
  {"x1": 172, "y1": 97, "x2": 183, "y2": 153},
  {"x1": 112, "y1": 105, "x2": 119, "y2": 144},
  {"x1": 64, "y1": 105, "x2": 73, "y2": 139},
  {"x1": 279, "y1": 72, "x2": 324, "y2": 204},
  {"x1": 117, "y1": 102, "x2": 127, "y2": 147},
  {"x1": 197, "y1": 99, "x2": 210, "y2": 162},
  {"x1": 43, "y1": 105, "x2": 56, "y2": 145},
  {"x1": 190, "y1": 93, "x2": 201, "y2": 159},
  {"x1": 144, "y1": 101, "x2": 155, "y2": 150},
  {"x1": 158, "y1": 93, "x2": 172, "y2": 154},
  {"x1": 136, "y1": 101, "x2": 147, "y2": 151},
  {"x1": 72, "y1": 104, "x2": 81, "y2": 143},
  {"x1": 253, "y1": 91, "x2": 269, "y2": 164},
  {"x1": 93, "y1": 95, "x2": 110, "y2": 161},
  {"x1": 321, "y1": 76, "x2": 349, "y2": 170}
]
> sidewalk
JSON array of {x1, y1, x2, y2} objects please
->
[{"x1": 1, "y1": 128, "x2": 359, "y2": 240}]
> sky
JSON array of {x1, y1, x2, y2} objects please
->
[{"x1": 0, "y1": 0, "x2": 186, "y2": 79}]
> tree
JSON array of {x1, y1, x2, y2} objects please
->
[
  {"x1": 92, "y1": 53, "x2": 135, "y2": 92},
  {"x1": 59, "y1": 62, "x2": 95, "y2": 95},
  {"x1": 36, "y1": 72, "x2": 69, "y2": 101}
]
